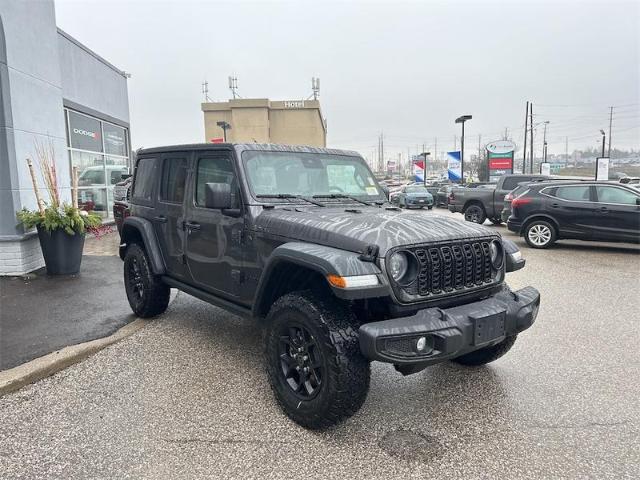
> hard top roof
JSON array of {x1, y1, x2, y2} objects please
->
[{"x1": 136, "y1": 143, "x2": 360, "y2": 157}]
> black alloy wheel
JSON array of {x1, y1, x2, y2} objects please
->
[
  {"x1": 464, "y1": 205, "x2": 487, "y2": 224},
  {"x1": 278, "y1": 323, "x2": 324, "y2": 399}
]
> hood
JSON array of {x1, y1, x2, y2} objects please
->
[{"x1": 254, "y1": 206, "x2": 497, "y2": 257}]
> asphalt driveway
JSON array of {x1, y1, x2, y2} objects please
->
[{"x1": 1, "y1": 212, "x2": 638, "y2": 479}]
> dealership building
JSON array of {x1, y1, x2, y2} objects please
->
[{"x1": 0, "y1": 0, "x2": 131, "y2": 275}]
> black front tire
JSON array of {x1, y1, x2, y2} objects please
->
[
  {"x1": 124, "y1": 243, "x2": 170, "y2": 318},
  {"x1": 264, "y1": 291, "x2": 370, "y2": 430},
  {"x1": 452, "y1": 335, "x2": 518, "y2": 366},
  {"x1": 427, "y1": 205, "x2": 433, "y2": 210}
]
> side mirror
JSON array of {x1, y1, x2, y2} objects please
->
[
  {"x1": 503, "y1": 239, "x2": 526, "y2": 272},
  {"x1": 205, "y1": 182, "x2": 232, "y2": 209}
]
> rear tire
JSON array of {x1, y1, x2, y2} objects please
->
[
  {"x1": 124, "y1": 243, "x2": 170, "y2": 318},
  {"x1": 524, "y1": 220, "x2": 557, "y2": 249},
  {"x1": 464, "y1": 204, "x2": 487, "y2": 224},
  {"x1": 452, "y1": 335, "x2": 517, "y2": 366},
  {"x1": 264, "y1": 290, "x2": 370, "y2": 430}
]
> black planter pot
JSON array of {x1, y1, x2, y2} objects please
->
[{"x1": 36, "y1": 226, "x2": 85, "y2": 275}]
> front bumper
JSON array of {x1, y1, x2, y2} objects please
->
[
  {"x1": 406, "y1": 198, "x2": 433, "y2": 207},
  {"x1": 359, "y1": 285, "x2": 540, "y2": 365}
]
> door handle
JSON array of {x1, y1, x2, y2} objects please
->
[
  {"x1": 185, "y1": 221, "x2": 201, "y2": 231},
  {"x1": 550, "y1": 203, "x2": 559, "y2": 208},
  {"x1": 153, "y1": 215, "x2": 167, "y2": 223},
  {"x1": 598, "y1": 207, "x2": 609, "y2": 214}
]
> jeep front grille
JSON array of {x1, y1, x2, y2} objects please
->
[{"x1": 401, "y1": 239, "x2": 497, "y2": 298}]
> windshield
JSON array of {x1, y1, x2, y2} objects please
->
[
  {"x1": 243, "y1": 151, "x2": 384, "y2": 200},
  {"x1": 405, "y1": 186, "x2": 428, "y2": 193}
]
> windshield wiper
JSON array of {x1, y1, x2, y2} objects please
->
[
  {"x1": 256, "y1": 194, "x2": 326, "y2": 207},
  {"x1": 313, "y1": 193, "x2": 382, "y2": 206}
]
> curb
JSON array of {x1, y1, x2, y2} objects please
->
[{"x1": 0, "y1": 318, "x2": 149, "y2": 397}]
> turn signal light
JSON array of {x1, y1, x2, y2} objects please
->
[{"x1": 327, "y1": 274, "x2": 379, "y2": 289}]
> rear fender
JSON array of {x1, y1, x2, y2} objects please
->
[{"x1": 119, "y1": 217, "x2": 166, "y2": 275}]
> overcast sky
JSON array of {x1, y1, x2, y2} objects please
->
[{"x1": 55, "y1": 0, "x2": 639, "y2": 162}]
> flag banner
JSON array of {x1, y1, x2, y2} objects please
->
[
  {"x1": 412, "y1": 160, "x2": 424, "y2": 182},
  {"x1": 447, "y1": 151, "x2": 461, "y2": 182}
]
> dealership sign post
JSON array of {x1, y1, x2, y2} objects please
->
[
  {"x1": 595, "y1": 157, "x2": 609, "y2": 181},
  {"x1": 486, "y1": 140, "x2": 516, "y2": 183}
]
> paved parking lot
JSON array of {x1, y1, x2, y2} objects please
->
[{"x1": 1, "y1": 209, "x2": 639, "y2": 479}]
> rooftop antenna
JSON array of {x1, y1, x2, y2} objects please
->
[
  {"x1": 311, "y1": 77, "x2": 320, "y2": 100},
  {"x1": 228, "y1": 76, "x2": 239, "y2": 99},
  {"x1": 201, "y1": 80, "x2": 212, "y2": 102}
]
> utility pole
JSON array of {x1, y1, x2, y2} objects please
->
[
  {"x1": 542, "y1": 121, "x2": 549, "y2": 163},
  {"x1": 529, "y1": 102, "x2": 534, "y2": 174},
  {"x1": 454, "y1": 135, "x2": 457, "y2": 151},
  {"x1": 607, "y1": 106, "x2": 613, "y2": 158},
  {"x1": 522, "y1": 101, "x2": 529, "y2": 173},
  {"x1": 600, "y1": 129, "x2": 606, "y2": 158},
  {"x1": 565, "y1": 136, "x2": 569, "y2": 165},
  {"x1": 434, "y1": 137, "x2": 438, "y2": 165}
]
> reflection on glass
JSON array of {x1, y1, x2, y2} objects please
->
[{"x1": 77, "y1": 188, "x2": 108, "y2": 218}]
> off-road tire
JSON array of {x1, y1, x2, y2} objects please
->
[
  {"x1": 464, "y1": 204, "x2": 487, "y2": 224},
  {"x1": 264, "y1": 290, "x2": 370, "y2": 430},
  {"x1": 524, "y1": 220, "x2": 557, "y2": 249},
  {"x1": 452, "y1": 335, "x2": 518, "y2": 366},
  {"x1": 124, "y1": 243, "x2": 170, "y2": 318},
  {"x1": 427, "y1": 206, "x2": 433, "y2": 210}
]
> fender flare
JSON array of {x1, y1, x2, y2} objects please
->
[
  {"x1": 252, "y1": 242, "x2": 385, "y2": 317},
  {"x1": 119, "y1": 217, "x2": 166, "y2": 275}
]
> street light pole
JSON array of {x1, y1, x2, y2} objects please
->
[
  {"x1": 455, "y1": 115, "x2": 472, "y2": 184},
  {"x1": 216, "y1": 121, "x2": 231, "y2": 142},
  {"x1": 600, "y1": 129, "x2": 606, "y2": 157},
  {"x1": 542, "y1": 121, "x2": 549, "y2": 163}
]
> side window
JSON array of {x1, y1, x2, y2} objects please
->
[
  {"x1": 160, "y1": 158, "x2": 189, "y2": 203},
  {"x1": 195, "y1": 156, "x2": 238, "y2": 208},
  {"x1": 596, "y1": 186, "x2": 639, "y2": 205},
  {"x1": 555, "y1": 185, "x2": 591, "y2": 201},
  {"x1": 132, "y1": 158, "x2": 156, "y2": 202}
]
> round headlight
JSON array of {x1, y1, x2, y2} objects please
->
[
  {"x1": 489, "y1": 240, "x2": 503, "y2": 268},
  {"x1": 388, "y1": 252, "x2": 409, "y2": 281}
]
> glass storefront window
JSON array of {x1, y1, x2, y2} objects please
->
[
  {"x1": 68, "y1": 111, "x2": 103, "y2": 152},
  {"x1": 103, "y1": 123, "x2": 128, "y2": 157},
  {"x1": 65, "y1": 109, "x2": 130, "y2": 219},
  {"x1": 77, "y1": 188, "x2": 108, "y2": 218}
]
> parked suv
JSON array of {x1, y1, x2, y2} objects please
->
[
  {"x1": 507, "y1": 181, "x2": 640, "y2": 248},
  {"x1": 119, "y1": 143, "x2": 540, "y2": 429}
]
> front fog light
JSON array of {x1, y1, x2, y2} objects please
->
[{"x1": 416, "y1": 337, "x2": 427, "y2": 351}]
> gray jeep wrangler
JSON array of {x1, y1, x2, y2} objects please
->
[{"x1": 120, "y1": 143, "x2": 540, "y2": 429}]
